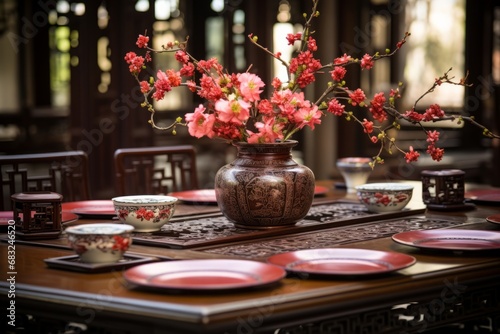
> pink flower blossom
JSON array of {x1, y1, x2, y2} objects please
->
[
  {"x1": 214, "y1": 121, "x2": 243, "y2": 141},
  {"x1": 293, "y1": 104, "x2": 322, "y2": 130},
  {"x1": 215, "y1": 99, "x2": 251, "y2": 125},
  {"x1": 327, "y1": 98, "x2": 345, "y2": 116},
  {"x1": 152, "y1": 70, "x2": 173, "y2": 100},
  {"x1": 257, "y1": 99, "x2": 274, "y2": 116},
  {"x1": 140, "y1": 81, "x2": 150, "y2": 93},
  {"x1": 175, "y1": 50, "x2": 190, "y2": 64},
  {"x1": 247, "y1": 119, "x2": 284, "y2": 143},
  {"x1": 185, "y1": 104, "x2": 215, "y2": 138},
  {"x1": 334, "y1": 53, "x2": 352, "y2": 65},
  {"x1": 136, "y1": 34, "x2": 149, "y2": 48},
  {"x1": 198, "y1": 74, "x2": 223, "y2": 101},
  {"x1": 360, "y1": 54, "x2": 374, "y2": 69},
  {"x1": 180, "y1": 62, "x2": 195, "y2": 77},
  {"x1": 423, "y1": 104, "x2": 445, "y2": 121},
  {"x1": 238, "y1": 73, "x2": 265, "y2": 102}
]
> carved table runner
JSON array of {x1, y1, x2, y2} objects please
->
[
  {"x1": 131, "y1": 201, "x2": 427, "y2": 249},
  {"x1": 200, "y1": 216, "x2": 479, "y2": 259}
]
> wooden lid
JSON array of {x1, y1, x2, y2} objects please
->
[
  {"x1": 421, "y1": 169, "x2": 465, "y2": 177},
  {"x1": 11, "y1": 192, "x2": 63, "y2": 202}
]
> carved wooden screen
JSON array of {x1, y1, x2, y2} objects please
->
[
  {"x1": 114, "y1": 145, "x2": 199, "y2": 196},
  {"x1": 0, "y1": 151, "x2": 91, "y2": 210}
]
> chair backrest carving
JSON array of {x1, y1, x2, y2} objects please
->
[
  {"x1": 114, "y1": 145, "x2": 199, "y2": 196},
  {"x1": 0, "y1": 151, "x2": 91, "y2": 210}
]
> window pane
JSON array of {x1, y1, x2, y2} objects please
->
[{"x1": 403, "y1": 0, "x2": 465, "y2": 110}]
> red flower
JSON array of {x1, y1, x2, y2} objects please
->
[
  {"x1": 360, "y1": 54, "x2": 374, "y2": 70},
  {"x1": 427, "y1": 145, "x2": 444, "y2": 162},
  {"x1": 362, "y1": 119, "x2": 374, "y2": 134},
  {"x1": 349, "y1": 89, "x2": 366, "y2": 106},
  {"x1": 124, "y1": 52, "x2": 144, "y2": 74},
  {"x1": 330, "y1": 66, "x2": 347, "y2": 82},
  {"x1": 286, "y1": 32, "x2": 302, "y2": 45},
  {"x1": 404, "y1": 146, "x2": 420, "y2": 163},
  {"x1": 327, "y1": 98, "x2": 345, "y2": 116},
  {"x1": 369, "y1": 92, "x2": 387, "y2": 122},
  {"x1": 375, "y1": 193, "x2": 391, "y2": 206},
  {"x1": 135, "y1": 207, "x2": 155, "y2": 221},
  {"x1": 423, "y1": 104, "x2": 445, "y2": 121},
  {"x1": 112, "y1": 235, "x2": 130, "y2": 251},
  {"x1": 404, "y1": 109, "x2": 424, "y2": 122},
  {"x1": 136, "y1": 34, "x2": 149, "y2": 48}
]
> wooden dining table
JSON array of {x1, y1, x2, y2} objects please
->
[{"x1": 1, "y1": 180, "x2": 500, "y2": 333}]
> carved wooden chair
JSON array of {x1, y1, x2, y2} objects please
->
[
  {"x1": 0, "y1": 151, "x2": 91, "y2": 211},
  {"x1": 113, "y1": 145, "x2": 199, "y2": 196}
]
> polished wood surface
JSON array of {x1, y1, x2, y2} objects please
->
[{"x1": 1, "y1": 180, "x2": 500, "y2": 333}]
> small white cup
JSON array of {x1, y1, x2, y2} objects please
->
[
  {"x1": 336, "y1": 157, "x2": 372, "y2": 194},
  {"x1": 65, "y1": 223, "x2": 134, "y2": 263}
]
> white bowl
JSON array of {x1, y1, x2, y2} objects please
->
[
  {"x1": 112, "y1": 195, "x2": 177, "y2": 232},
  {"x1": 355, "y1": 183, "x2": 414, "y2": 213},
  {"x1": 65, "y1": 223, "x2": 134, "y2": 263}
]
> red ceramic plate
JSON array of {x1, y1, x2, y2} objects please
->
[
  {"x1": 465, "y1": 189, "x2": 500, "y2": 206},
  {"x1": 168, "y1": 189, "x2": 217, "y2": 203},
  {"x1": 170, "y1": 186, "x2": 329, "y2": 204},
  {"x1": 392, "y1": 229, "x2": 500, "y2": 251},
  {"x1": 486, "y1": 214, "x2": 500, "y2": 225},
  {"x1": 123, "y1": 259, "x2": 286, "y2": 291},
  {"x1": 314, "y1": 185, "x2": 329, "y2": 196},
  {"x1": 0, "y1": 211, "x2": 79, "y2": 226},
  {"x1": 266, "y1": 248, "x2": 416, "y2": 276},
  {"x1": 62, "y1": 200, "x2": 116, "y2": 217}
]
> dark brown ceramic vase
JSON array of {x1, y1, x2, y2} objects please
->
[{"x1": 214, "y1": 140, "x2": 315, "y2": 229}]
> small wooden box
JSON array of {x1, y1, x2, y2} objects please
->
[
  {"x1": 11, "y1": 192, "x2": 63, "y2": 239},
  {"x1": 421, "y1": 169, "x2": 471, "y2": 210}
]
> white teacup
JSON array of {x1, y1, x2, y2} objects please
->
[
  {"x1": 65, "y1": 223, "x2": 134, "y2": 263},
  {"x1": 336, "y1": 157, "x2": 372, "y2": 194},
  {"x1": 112, "y1": 195, "x2": 177, "y2": 232}
]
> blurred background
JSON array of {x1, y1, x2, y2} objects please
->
[{"x1": 0, "y1": 0, "x2": 499, "y2": 199}]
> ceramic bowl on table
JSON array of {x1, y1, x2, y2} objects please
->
[
  {"x1": 65, "y1": 223, "x2": 134, "y2": 263},
  {"x1": 112, "y1": 195, "x2": 177, "y2": 232},
  {"x1": 355, "y1": 183, "x2": 414, "y2": 213}
]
